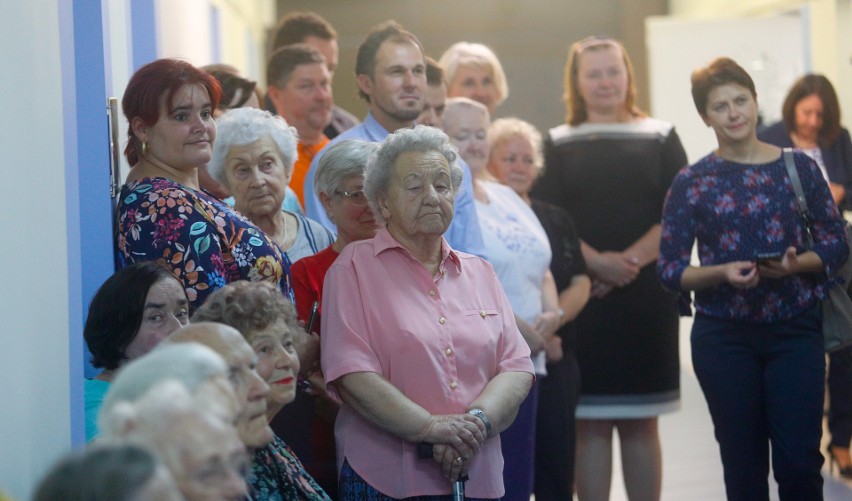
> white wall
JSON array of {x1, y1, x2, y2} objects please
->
[
  {"x1": 0, "y1": 1, "x2": 71, "y2": 499},
  {"x1": 104, "y1": 0, "x2": 134, "y2": 182},
  {"x1": 647, "y1": 13, "x2": 806, "y2": 162},
  {"x1": 668, "y1": 0, "x2": 852, "y2": 129},
  {"x1": 156, "y1": 0, "x2": 274, "y2": 82}
]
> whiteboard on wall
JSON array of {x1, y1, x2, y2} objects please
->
[{"x1": 646, "y1": 12, "x2": 807, "y2": 164}]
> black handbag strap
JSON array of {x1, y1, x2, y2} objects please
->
[{"x1": 782, "y1": 147, "x2": 815, "y2": 247}]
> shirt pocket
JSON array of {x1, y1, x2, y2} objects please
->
[{"x1": 459, "y1": 307, "x2": 502, "y2": 344}]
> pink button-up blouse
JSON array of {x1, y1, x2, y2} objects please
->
[{"x1": 321, "y1": 228, "x2": 533, "y2": 499}]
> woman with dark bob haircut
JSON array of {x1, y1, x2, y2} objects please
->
[
  {"x1": 115, "y1": 58, "x2": 290, "y2": 311},
  {"x1": 759, "y1": 75, "x2": 852, "y2": 478},
  {"x1": 84, "y1": 262, "x2": 189, "y2": 441},
  {"x1": 759, "y1": 74, "x2": 852, "y2": 208},
  {"x1": 659, "y1": 57, "x2": 848, "y2": 500}
]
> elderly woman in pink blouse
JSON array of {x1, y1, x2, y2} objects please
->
[{"x1": 321, "y1": 125, "x2": 534, "y2": 500}]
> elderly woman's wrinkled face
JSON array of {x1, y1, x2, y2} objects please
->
[
  {"x1": 328, "y1": 175, "x2": 378, "y2": 243},
  {"x1": 170, "y1": 414, "x2": 249, "y2": 501},
  {"x1": 380, "y1": 150, "x2": 455, "y2": 240},
  {"x1": 137, "y1": 84, "x2": 216, "y2": 170},
  {"x1": 224, "y1": 136, "x2": 291, "y2": 220},
  {"x1": 444, "y1": 109, "x2": 489, "y2": 174},
  {"x1": 248, "y1": 321, "x2": 300, "y2": 408},
  {"x1": 124, "y1": 277, "x2": 189, "y2": 361},
  {"x1": 203, "y1": 329, "x2": 273, "y2": 449},
  {"x1": 576, "y1": 46, "x2": 628, "y2": 116},
  {"x1": 488, "y1": 134, "x2": 538, "y2": 197},
  {"x1": 449, "y1": 64, "x2": 500, "y2": 113}
]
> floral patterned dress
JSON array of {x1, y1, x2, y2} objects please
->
[
  {"x1": 249, "y1": 435, "x2": 332, "y2": 501},
  {"x1": 116, "y1": 177, "x2": 290, "y2": 310}
]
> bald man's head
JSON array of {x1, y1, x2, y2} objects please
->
[{"x1": 168, "y1": 322, "x2": 274, "y2": 449}]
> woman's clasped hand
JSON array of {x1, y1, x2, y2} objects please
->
[{"x1": 422, "y1": 414, "x2": 487, "y2": 480}]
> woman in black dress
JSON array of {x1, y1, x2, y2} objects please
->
[{"x1": 531, "y1": 36, "x2": 687, "y2": 501}]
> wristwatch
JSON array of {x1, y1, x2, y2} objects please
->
[{"x1": 467, "y1": 408, "x2": 492, "y2": 438}]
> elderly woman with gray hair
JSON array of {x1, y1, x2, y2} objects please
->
[
  {"x1": 291, "y1": 139, "x2": 380, "y2": 332},
  {"x1": 193, "y1": 281, "x2": 332, "y2": 500},
  {"x1": 97, "y1": 344, "x2": 249, "y2": 501},
  {"x1": 321, "y1": 125, "x2": 534, "y2": 500},
  {"x1": 207, "y1": 107, "x2": 334, "y2": 267},
  {"x1": 284, "y1": 140, "x2": 379, "y2": 496}
]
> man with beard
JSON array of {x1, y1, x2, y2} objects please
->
[
  {"x1": 303, "y1": 21, "x2": 484, "y2": 257},
  {"x1": 267, "y1": 44, "x2": 334, "y2": 208}
]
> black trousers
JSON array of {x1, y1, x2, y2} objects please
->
[
  {"x1": 534, "y1": 350, "x2": 580, "y2": 501},
  {"x1": 828, "y1": 344, "x2": 852, "y2": 448}
]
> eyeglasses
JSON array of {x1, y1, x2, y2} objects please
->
[{"x1": 335, "y1": 189, "x2": 369, "y2": 206}]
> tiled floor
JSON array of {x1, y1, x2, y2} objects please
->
[{"x1": 599, "y1": 317, "x2": 852, "y2": 501}]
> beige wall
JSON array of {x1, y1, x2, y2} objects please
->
[{"x1": 275, "y1": 0, "x2": 668, "y2": 134}]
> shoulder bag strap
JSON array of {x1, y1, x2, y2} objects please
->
[{"x1": 782, "y1": 147, "x2": 815, "y2": 247}]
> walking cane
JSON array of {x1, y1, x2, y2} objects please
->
[{"x1": 418, "y1": 443, "x2": 468, "y2": 500}]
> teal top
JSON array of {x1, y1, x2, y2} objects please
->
[{"x1": 84, "y1": 378, "x2": 110, "y2": 441}]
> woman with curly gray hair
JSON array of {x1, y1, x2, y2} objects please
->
[
  {"x1": 321, "y1": 125, "x2": 535, "y2": 499},
  {"x1": 207, "y1": 107, "x2": 334, "y2": 266},
  {"x1": 193, "y1": 280, "x2": 331, "y2": 501}
]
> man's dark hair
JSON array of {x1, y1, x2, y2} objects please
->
[
  {"x1": 267, "y1": 44, "x2": 326, "y2": 88},
  {"x1": 271, "y1": 11, "x2": 336, "y2": 52}
]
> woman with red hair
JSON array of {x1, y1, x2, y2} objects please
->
[{"x1": 116, "y1": 58, "x2": 289, "y2": 310}]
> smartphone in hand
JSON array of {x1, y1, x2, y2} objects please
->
[{"x1": 755, "y1": 251, "x2": 784, "y2": 263}]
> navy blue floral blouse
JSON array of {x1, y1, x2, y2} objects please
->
[
  {"x1": 116, "y1": 177, "x2": 291, "y2": 310},
  {"x1": 658, "y1": 151, "x2": 848, "y2": 323},
  {"x1": 249, "y1": 435, "x2": 331, "y2": 501}
]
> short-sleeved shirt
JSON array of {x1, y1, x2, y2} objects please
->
[
  {"x1": 116, "y1": 177, "x2": 289, "y2": 310},
  {"x1": 475, "y1": 181, "x2": 551, "y2": 374},
  {"x1": 320, "y1": 228, "x2": 534, "y2": 499}
]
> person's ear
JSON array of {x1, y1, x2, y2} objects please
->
[
  {"x1": 268, "y1": 85, "x2": 285, "y2": 114},
  {"x1": 377, "y1": 193, "x2": 391, "y2": 221},
  {"x1": 319, "y1": 191, "x2": 334, "y2": 221},
  {"x1": 356, "y1": 74, "x2": 374, "y2": 100},
  {"x1": 283, "y1": 161, "x2": 294, "y2": 186},
  {"x1": 131, "y1": 117, "x2": 149, "y2": 142}
]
